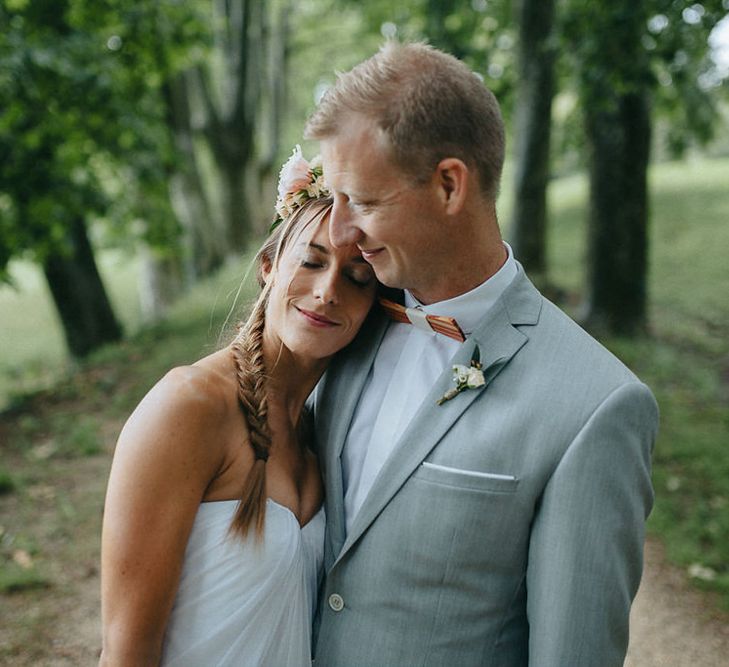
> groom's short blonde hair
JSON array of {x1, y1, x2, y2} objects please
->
[{"x1": 305, "y1": 41, "x2": 505, "y2": 202}]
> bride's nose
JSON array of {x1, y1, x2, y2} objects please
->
[{"x1": 313, "y1": 269, "x2": 339, "y2": 305}]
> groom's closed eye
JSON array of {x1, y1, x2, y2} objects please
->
[{"x1": 350, "y1": 200, "x2": 374, "y2": 211}]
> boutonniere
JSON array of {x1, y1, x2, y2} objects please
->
[{"x1": 437, "y1": 347, "x2": 485, "y2": 405}]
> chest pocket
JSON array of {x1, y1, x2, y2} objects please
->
[
  {"x1": 417, "y1": 461, "x2": 519, "y2": 493},
  {"x1": 387, "y1": 461, "x2": 530, "y2": 578}
]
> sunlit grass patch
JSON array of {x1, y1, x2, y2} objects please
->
[
  {"x1": 0, "y1": 528, "x2": 51, "y2": 594},
  {"x1": 0, "y1": 563, "x2": 51, "y2": 594}
]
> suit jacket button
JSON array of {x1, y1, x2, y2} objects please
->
[{"x1": 328, "y1": 593, "x2": 344, "y2": 612}]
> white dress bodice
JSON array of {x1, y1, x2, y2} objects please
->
[{"x1": 160, "y1": 498, "x2": 325, "y2": 666}]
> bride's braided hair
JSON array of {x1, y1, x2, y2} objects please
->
[{"x1": 229, "y1": 197, "x2": 333, "y2": 538}]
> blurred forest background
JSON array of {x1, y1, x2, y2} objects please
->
[{"x1": 1, "y1": 0, "x2": 729, "y2": 661}]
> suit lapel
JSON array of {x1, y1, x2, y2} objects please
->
[
  {"x1": 333, "y1": 269, "x2": 542, "y2": 565},
  {"x1": 318, "y1": 309, "x2": 390, "y2": 556}
]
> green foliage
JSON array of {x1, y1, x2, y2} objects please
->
[
  {"x1": 561, "y1": 0, "x2": 729, "y2": 157},
  {"x1": 303, "y1": 1, "x2": 728, "y2": 169},
  {"x1": 340, "y1": 0, "x2": 516, "y2": 108},
  {"x1": 646, "y1": 1, "x2": 729, "y2": 155},
  {"x1": 0, "y1": 0, "x2": 209, "y2": 281}
]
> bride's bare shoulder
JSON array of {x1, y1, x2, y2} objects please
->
[
  {"x1": 108, "y1": 347, "x2": 244, "y2": 509},
  {"x1": 123, "y1": 347, "x2": 239, "y2": 441}
]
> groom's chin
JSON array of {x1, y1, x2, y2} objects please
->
[
  {"x1": 375, "y1": 275, "x2": 405, "y2": 295},
  {"x1": 368, "y1": 264, "x2": 400, "y2": 290}
]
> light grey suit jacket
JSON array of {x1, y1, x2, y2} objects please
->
[{"x1": 311, "y1": 267, "x2": 658, "y2": 667}]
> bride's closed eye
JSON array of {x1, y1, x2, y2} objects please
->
[
  {"x1": 300, "y1": 256, "x2": 372, "y2": 289},
  {"x1": 346, "y1": 269, "x2": 374, "y2": 288},
  {"x1": 298, "y1": 249, "x2": 325, "y2": 268}
]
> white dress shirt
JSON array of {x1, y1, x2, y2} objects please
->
[{"x1": 342, "y1": 243, "x2": 518, "y2": 534}]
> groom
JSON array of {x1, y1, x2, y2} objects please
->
[{"x1": 306, "y1": 42, "x2": 658, "y2": 666}]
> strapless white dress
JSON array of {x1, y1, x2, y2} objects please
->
[{"x1": 160, "y1": 498, "x2": 325, "y2": 666}]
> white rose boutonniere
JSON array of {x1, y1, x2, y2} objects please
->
[
  {"x1": 467, "y1": 366, "x2": 486, "y2": 388},
  {"x1": 437, "y1": 348, "x2": 486, "y2": 405}
]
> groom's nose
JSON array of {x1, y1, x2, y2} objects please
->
[{"x1": 329, "y1": 197, "x2": 362, "y2": 248}]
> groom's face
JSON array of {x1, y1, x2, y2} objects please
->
[{"x1": 321, "y1": 115, "x2": 447, "y2": 303}]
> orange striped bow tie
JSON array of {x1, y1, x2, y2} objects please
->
[{"x1": 378, "y1": 297, "x2": 466, "y2": 342}]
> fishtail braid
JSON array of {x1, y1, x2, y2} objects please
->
[{"x1": 230, "y1": 290, "x2": 271, "y2": 538}]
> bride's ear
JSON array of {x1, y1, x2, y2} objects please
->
[{"x1": 260, "y1": 255, "x2": 273, "y2": 284}]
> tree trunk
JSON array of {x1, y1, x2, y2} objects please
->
[
  {"x1": 581, "y1": 90, "x2": 651, "y2": 336},
  {"x1": 194, "y1": 0, "x2": 264, "y2": 253},
  {"x1": 257, "y1": 0, "x2": 290, "y2": 224},
  {"x1": 221, "y1": 158, "x2": 249, "y2": 251},
  {"x1": 510, "y1": 0, "x2": 556, "y2": 282},
  {"x1": 166, "y1": 71, "x2": 227, "y2": 279},
  {"x1": 137, "y1": 246, "x2": 185, "y2": 323},
  {"x1": 573, "y1": 2, "x2": 653, "y2": 337},
  {"x1": 42, "y1": 217, "x2": 122, "y2": 358}
]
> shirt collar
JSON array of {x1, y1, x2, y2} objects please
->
[{"x1": 403, "y1": 242, "x2": 518, "y2": 335}]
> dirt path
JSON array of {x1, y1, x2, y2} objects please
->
[
  {"x1": 6, "y1": 537, "x2": 729, "y2": 665},
  {"x1": 626, "y1": 539, "x2": 729, "y2": 667}
]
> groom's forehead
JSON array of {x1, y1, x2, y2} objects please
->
[
  {"x1": 322, "y1": 136, "x2": 401, "y2": 190},
  {"x1": 324, "y1": 115, "x2": 390, "y2": 157}
]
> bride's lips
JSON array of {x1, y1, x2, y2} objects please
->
[{"x1": 295, "y1": 307, "x2": 339, "y2": 327}]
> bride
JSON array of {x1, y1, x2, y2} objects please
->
[{"x1": 99, "y1": 148, "x2": 376, "y2": 666}]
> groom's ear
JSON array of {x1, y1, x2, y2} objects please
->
[{"x1": 433, "y1": 158, "x2": 468, "y2": 215}]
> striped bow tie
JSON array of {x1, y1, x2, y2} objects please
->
[{"x1": 378, "y1": 297, "x2": 466, "y2": 342}]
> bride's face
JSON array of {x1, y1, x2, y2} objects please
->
[{"x1": 263, "y1": 214, "x2": 376, "y2": 361}]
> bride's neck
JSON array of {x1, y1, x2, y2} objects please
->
[{"x1": 261, "y1": 337, "x2": 328, "y2": 429}]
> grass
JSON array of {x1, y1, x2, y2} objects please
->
[
  {"x1": 0, "y1": 469, "x2": 15, "y2": 495},
  {"x1": 0, "y1": 156, "x2": 727, "y2": 659},
  {"x1": 0, "y1": 564, "x2": 51, "y2": 595}
]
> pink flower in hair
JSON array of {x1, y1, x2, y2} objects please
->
[{"x1": 277, "y1": 145, "x2": 312, "y2": 199}]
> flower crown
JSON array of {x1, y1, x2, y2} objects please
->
[{"x1": 272, "y1": 145, "x2": 331, "y2": 231}]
